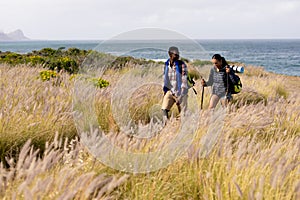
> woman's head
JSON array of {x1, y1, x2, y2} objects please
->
[{"x1": 211, "y1": 54, "x2": 228, "y2": 69}]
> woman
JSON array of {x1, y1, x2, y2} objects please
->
[{"x1": 201, "y1": 54, "x2": 236, "y2": 109}]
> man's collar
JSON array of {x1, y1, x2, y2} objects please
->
[{"x1": 168, "y1": 59, "x2": 178, "y2": 66}]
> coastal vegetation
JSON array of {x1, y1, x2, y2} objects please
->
[{"x1": 0, "y1": 48, "x2": 299, "y2": 199}]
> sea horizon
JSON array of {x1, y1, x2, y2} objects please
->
[{"x1": 1, "y1": 39, "x2": 300, "y2": 77}]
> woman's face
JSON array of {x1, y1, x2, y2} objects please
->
[{"x1": 212, "y1": 58, "x2": 222, "y2": 69}]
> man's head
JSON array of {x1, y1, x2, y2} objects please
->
[{"x1": 168, "y1": 46, "x2": 180, "y2": 61}]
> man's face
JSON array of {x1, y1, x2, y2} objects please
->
[{"x1": 169, "y1": 51, "x2": 179, "y2": 61}]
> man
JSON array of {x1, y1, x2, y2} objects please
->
[{"x1": 161, "y1": 46, "x2": 188, "y2": 121}]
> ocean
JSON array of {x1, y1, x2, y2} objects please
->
[{"x1": 0, "y1": 39, "x2": 299, "y2": 76}]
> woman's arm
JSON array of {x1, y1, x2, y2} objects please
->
[{"x1": 205, "y1": 67, "x2": 214, "y2": 86}]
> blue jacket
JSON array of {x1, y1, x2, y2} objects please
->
[{"x1": 163, "y1": 59, "x2": 188, "y2": 96}]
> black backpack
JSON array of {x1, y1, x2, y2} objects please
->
[{"x1": 226, "y1": 71, "x2": 242, "y2": 94}]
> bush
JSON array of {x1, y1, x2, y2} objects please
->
[
  {"x1": 0, "y1": 52, "x2": 24, "y2": 65},
  {"x1": 89, "y1": 77, "x2": 110, "y2": 88},
  {"x1": 27, "y1": 55, "x2": 45, "y2": 66},
  {"x1": 39, "y1": 70, "x2": 58, "y2": 81},
  {"x1": 192, "y1": 59, "x2": 211, "y2": 66},
  {"x1": 45, "y1": 57, "x2": 79, "y2": 74},
  {"x1": 0, "y1": 48, "x2": 88, "y2": 74},
  {"x1": 37, "y1": 48, "x2": 58, "y2": 56}
]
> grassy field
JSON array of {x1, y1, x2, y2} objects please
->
[{"x1": 0, "y1": 61, "x2": 299, "y2": 199}]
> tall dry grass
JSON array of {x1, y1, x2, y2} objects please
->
[
  {"x1": 107, "y1": 64, "x2": 299, "y2": 199},
  {"x1": 0, "y1": 134, "x2": 129, "y2": 199},
  {"x1": 0, "y1": 63, "x2": 299, "y2": 199},
  {"x1": 0, "y1": 65, "x2": 76, "y2": 161}
]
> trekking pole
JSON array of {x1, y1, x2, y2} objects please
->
[
  {"x1": 226, "y1": 72, "x2": 229, "y2": 95},
  {"x1": 226, "y1": 66, "x2": 230, "y2": 104},
  {"x1": 200, "y1": 76, "x2": 204, "y2": 110},
  {"x1": 188, "y1": 76, "x2": 197, "y2": 95},
  {"x1": 201, "y1": 86, "x2": 204, "y2": 110},
  {"x1": 192, "y1": 87, "x2": 197, "y2": 95}
]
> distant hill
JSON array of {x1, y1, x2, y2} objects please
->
[{"x1": 0, "y1": 29, "x2": 30, "y2": 41}]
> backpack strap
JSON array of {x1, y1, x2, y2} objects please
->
[
  {"x1": 177, "y1": 60, "x2": 183, "y2": 74},
  {"x1": 224, "y1": 66, "x2": 241, "y2": 94},
  {"x1": 163, "y1": 59, "x2": 186, "y2": 96}
]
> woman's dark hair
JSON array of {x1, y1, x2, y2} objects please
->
[{"x1": 212, "y1": 54, "x2": 228, "y2": 68}]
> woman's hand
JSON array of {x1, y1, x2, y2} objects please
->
[
  {"x1": 226, "y1": 66, "x2": 230, "y2": 73},
  {"x1": 201, "y1": 79, "x2": 206, "y2": 86}
]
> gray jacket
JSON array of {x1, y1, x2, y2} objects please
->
[{"x1": 206, "y1": 66, "x2": 236, "y2": 98}]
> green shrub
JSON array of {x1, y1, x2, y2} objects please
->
[
  {"x1": 45, "y1": 57, "x2": 78, "y2": 74},
  {"x1": 0, "y1": 48, "x2": 88, "y2": 74},
  {"x1": 39, "y1": 70, "x2": 58, "y2": 81},
  {"x1": 0, "y1": 52, "x2": 24, "y2": 65},
  {"x1": 192, "y1": 59, "x2": 211, "y2": 66},
  {"x1": 27, "y1": 55, "x2": 45, "y2": 65},
  {"x1": 37, "y1": 48, "x2": 58, "y2": 56},
  {"x1": 89, "y1": 77, "x2": 110, "y2": 88}
]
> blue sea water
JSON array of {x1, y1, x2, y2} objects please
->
[{"x1": 0, "y1": 39, "x2": 299, "y2": 76}]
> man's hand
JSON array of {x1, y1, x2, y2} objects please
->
[{"x1": 176, "y1": 95, "x2": 182, "y2": 105}]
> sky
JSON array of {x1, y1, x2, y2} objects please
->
[{"x1": 1, "y1": 0, "x2": 300, "y2": 40}]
